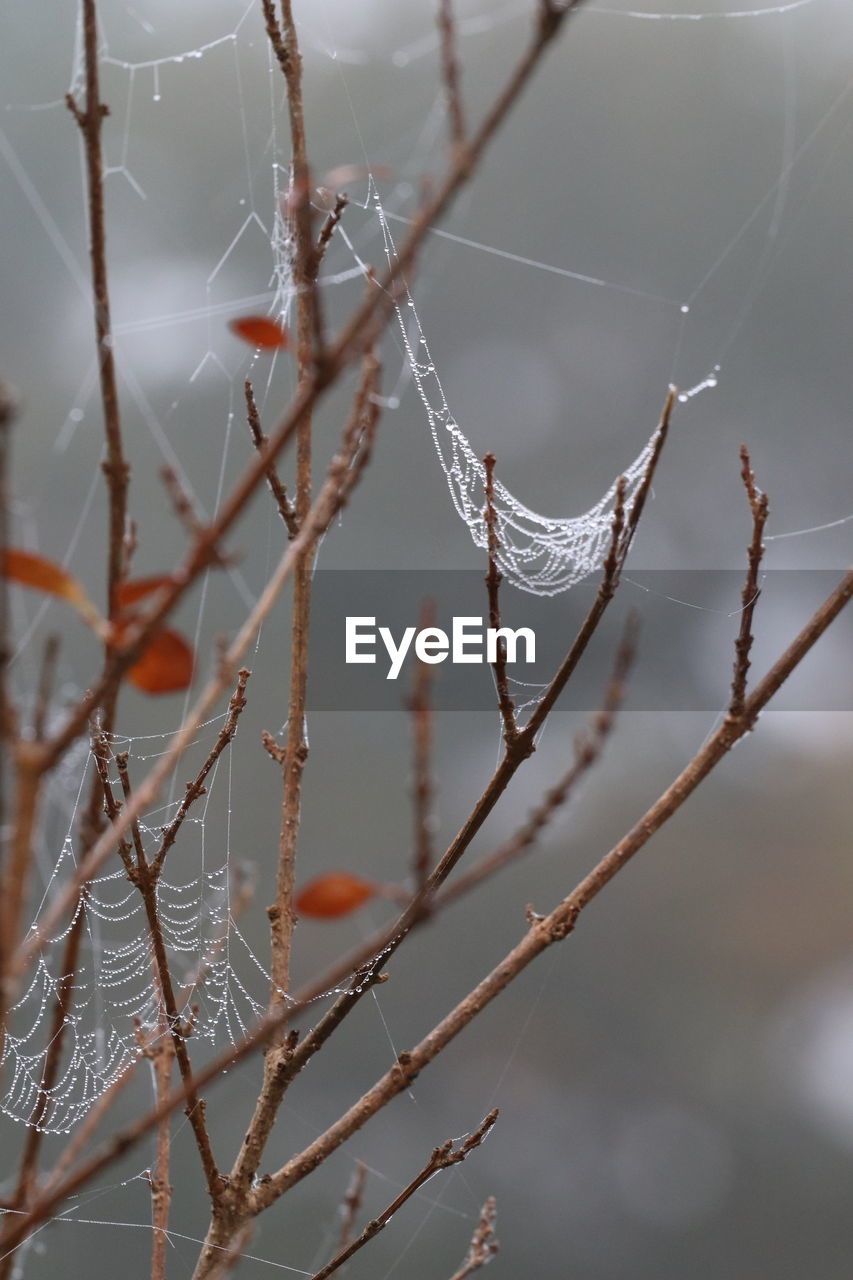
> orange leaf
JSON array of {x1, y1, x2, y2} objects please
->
[
  {"x1": 113, "y1": 618, "x2": 194, "y2": 694},
  {"x1": 228, "y1": 315, "x2": 290, "y2": 350},
  {"x1": 295, "y1": 872, "x2": 377, "y2": 919},
  {"x1": 2, "y1": 548, "x2": 107, "y2": 636},
  {"x1": 116, "y1": 575, "x2": 176, "y2": 610}
]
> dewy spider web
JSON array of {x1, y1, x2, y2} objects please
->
[
  {"x1": 368, "y1": 180, "x2": 662, "y2": 596},
  {"x1": 1, "y1": 727, "x2": 270, "y2": 1134}
]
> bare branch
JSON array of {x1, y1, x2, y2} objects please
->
[
  {"x1": 449, "y1": 1197, "x2": 499, "y2": 1280},
  {"x1": 333, "y1": 1162, "x2": 367, "y2": 1259},
  {"x1": 409, "y1": 598, "x2": 437, "y2": 890},
  {"x1": 483, "y1": 453, "x2": 517, "y2": 745},
  {"x1": 438, "y1": 0, "x2": 467, "y2": 156},
  {"x1": 314, "y1": 193, "x2": 348, "y2": 271},
  {"x1": 152, "y1": 668, "x2": 250, "y2": 875},
  {"x1": 65, "y1": 0, "x2": 129, "y2": 620},
  {"x1": 306, "y1": 1111, "x2": 499, "y2": 1280},
  {"x1": 244, "y1": 381, "x2": 299, "y2": 538},
  {"x1": 729, "y1": 444, "x2": 769, "y2": 719}
]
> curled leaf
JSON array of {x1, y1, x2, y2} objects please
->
[
  {"x1": 295, "y1": 872, "x2": 377, "y2": 919},
  {"x1": 228, "y1": 315, "x2": 290, "y2": 351},
  {"x1": 2, "y1": 548, "x2": 108, "y2": 637},
  {"x1": 113, "y1": 617, "x2": 194, "y2": 695}
]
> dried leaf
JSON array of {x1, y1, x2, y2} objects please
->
[
  {"x1": 2, "y1": 548, "x2": 107, "y2": 636},
  {"x1": 295, "y1": 872, "x2": 377, "y2": 919},
  {"x1": 116, "y1": 575, "x2": 176, "y2": 610},
  {"x1": 113, "y1": 618, "x2": 195, "y2": 694},
  {"x1": 228, "y1": 315, "x2": 290, "y2": 350}
]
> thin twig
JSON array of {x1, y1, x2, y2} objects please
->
[
  {"x1": 244, "y1": 381, "x2": 299, "y2": 538},
  {"x1": 161, "y1": 466, "x2": 234, "y2": 569},
  {"x1": 449, "y1": 1197, "x2": 499, "y2": 1280},
  {"x1": 483, "y1": 453, "x2": 517, "y2": 745},
  {"x1": 729, "y1": 444, "x2": 768, "y2": 719},
  {"x1": 333, "y1": 1162, "x2": 367, "y2": 1260},
  {"x1": 33, "y1": 635, "x2": 60, "y2": 742},
  {"x1": 0, "y1": 383, "x2": 18, "y2": 1015},
  {"x1": 313, "y1": 194, "x2": 348, "y2": 272},
  {"x1": 139, "y1": 1028, "x2": 175, "y2": 1280},
  {"x1": 307, "y1": 1112, "x2": 499, "y2": 1280},
  {"x1": 409, "y1": 598, "x2": 437, "y2": 889},
  {"x1": 441, "y1": 615, "x2": 637, "y2": 907},
  {"x1": 438, "y1": 0, "x2": 467, "y2": 156},
  {"x1": 210, "y1": 355, "x2": 382, "y2": 1226},
  {"x1": 66, "y1": 0, "x2": 129, "y2": 619},
  {"x1": 153, "y1": 668, "x2": 250, "y2": 875}
]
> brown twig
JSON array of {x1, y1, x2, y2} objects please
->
[
  {"x1": 0, "y1": 382, "x2": 18, "y2": 1016},
  {"x1": 138, "y1": 1027, "x2": 175, "y2": 1280},
  {"x1": 438, "y1": 0, "x2": 467, "y2": 157},
  {"x1": 5, "y1": 1, "x2": 130, "y2": 1189},
  {"x1": 153, "y1": 668, "x2": 250, "y2": 875},
  {"x1": 729, "y1": 444, "x2": 768, "y2": 719},
  {"x1": 483, "y1": 453, "x2": 517, "y2": 745},
  {"x1": 264, "y1": 0, "x2": 322, "y2": 1064},
  {"x1": 409, "y1": 598, "x2": 437, "y2": 890},
  {"x1": 244, "y1": 380, "x2": 299, "y2": 538},
  {"x1": 65, "y1": 0, "x2": 129, "y2": 621},
  {"x1": 306, "y1": 1111, "x2": 499, "y2": 1280},
  {"x1": 32, "y1": 635, "x2": 60, "y2": 742},
  {"x1": 440, "y1": 615, "x2": 637, "y2": 907},
  {"x1": 314, "y1": 194, "x2": 348, "y2": 272},
  {"x1": 449, "y1": 1197, "x2": 499, "y2": 1280},
  {"x1": 202, "y1": 357, "x2": 382, "y2": 1249},
  {"x1": 333, "y1": 1162, "x2": 367, "y2": 1259}
]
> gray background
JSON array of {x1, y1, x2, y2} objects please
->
[{"x1": 2, "y1": 1, "x2": 853, "y2": 1277}]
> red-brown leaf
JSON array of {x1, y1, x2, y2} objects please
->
[
  {"x1": 113, "y1": 618, "x2": 195, "y2": 694},
  {"x1": 228, "y1": 315, "x2": 290, "y2": 350},
  {"x1": 295, "y1": 872, "x2": 377, "y2": 919},
  {"x1": 2, "y1": 548, "x2": 107, "y2": 635}
]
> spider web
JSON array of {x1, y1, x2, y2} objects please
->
[{"x1": 1, "y1": 724, "x2": 271, "y2": 1134}]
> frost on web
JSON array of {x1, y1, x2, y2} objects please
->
[
  {"x1": 1, "y1": 733, "x2": 269, "y2": 1135},
  {"x1": 370, "y1": 184, "x2": 662, "y2": 596}
]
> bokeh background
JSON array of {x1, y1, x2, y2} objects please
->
[{"x1": 2, "y1": 0, "x2": 853, "y2": 1276}]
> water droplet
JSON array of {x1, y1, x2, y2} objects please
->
[{"x1": 680, "y1": 304, "x2": 690, "y2": 314}]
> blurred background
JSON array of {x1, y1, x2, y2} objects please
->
[{"x1": 2, "y1": 0, "x2": 853, "y2": 1276}]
